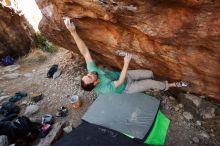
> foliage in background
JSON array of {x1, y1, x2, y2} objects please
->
[{"x1": 34, "y1": 32, "x2": 57, "y2": 53}]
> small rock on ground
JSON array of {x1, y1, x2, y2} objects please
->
[
  {"x1": 23, "y1": 73, "x2": 33, "y2": 77},
  {"x1": 169, "y1": 96, "x2": 175, "y2": 100},
  {"x1": 1, "y1": 65, "x2": 20, "y2": 73},
  {"x1": 196, "y1": 121, "x2": 201, "y2": 126},
  {"x1": 192, "y1": 137, "x2": 199, "y2": 143},
  {"x1": 183, "y1": 112, "x2": 193, "y2": 120},
  {"x1": 63, "y1": 126, "x2": 73, "y2": 134},
  {"x1": 174, "y1": 106, "x2": 179, "y2": 111},
  {"x1": 0, "y1": 135, "x2": 8, "y2": 146},
  {"x1": 199, "y1": 131, "x2": 210, "y2": 139},
  {"x1": 21, "y1": 100, "x2": 28, "y2": 106},
  {"x1": 24, "y1": 105, "x2": 39, "y2": 117},
  {"x1": 178, "y1": 104, "x2": 184, "y2": 108},
  {"x1": 0, "y1": 95, "x2": 10, "y2": 103},
  {"x1": 200, "y1": 107, "x2": 216, "y2": 119},
  {"x1": 1, "y1": 73, "x2": 21, "y2": 80},
  {"x1": 184, "y1": 94, "x2": 202, "y2": 107}
]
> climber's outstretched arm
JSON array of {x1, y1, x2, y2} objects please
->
[
  {"x1": 64, "y1": 18, "x2": 92, "y2": 62},
  {"x1": 114, "y1": 54, "x2": 132, "y2": 88}
]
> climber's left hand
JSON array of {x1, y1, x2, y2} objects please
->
[{"x1": 64, "y1": 17, "x2": 76, "y2": 32}]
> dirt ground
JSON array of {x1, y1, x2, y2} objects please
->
[{"x1": 0, "y1": 48, "x2": 219, "y2": 146}]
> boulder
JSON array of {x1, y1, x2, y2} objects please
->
[
  {"x1": 35, "y1": 0, "x2": 220, "y2": 100},
  {"x1": 0, "y1": 3, "x2": 34, "y2": 58}
]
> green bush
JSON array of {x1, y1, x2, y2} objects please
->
[{"x1": 34, "y1": 33, "x2": 57, "y2": 53}]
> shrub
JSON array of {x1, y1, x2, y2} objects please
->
[{"x1": 34, "y1": 32, "x2": 57, "y2": 53}]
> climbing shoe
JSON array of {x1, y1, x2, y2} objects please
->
[
  {"x1": 176, "y1": 81, "x2": 189, "y2": 87},
  {"x1": 56, "y1": 106, "x2": 68, "y2": 118},
  {"x1": 41, "y1": 114, "x2": 54, "y2": 125},
  {"x1": 47, "y1": 64, "x2": 58, "y2": 78},
  {"x1": 40, "y1": 123, "x2": 52, "y2": 138},
  {"x1": 9, "y1": 91, "x2": 27, "y2": 102},
  {"x1": 29, "y1": 93, "x2": 43, "y2": 102}
]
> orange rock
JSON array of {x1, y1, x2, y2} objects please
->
[
  {"x1": 0, "y1": 3, "x2": 34, "y2": 58},
  {"x1": 36, "y1": 0, "x2": 220, "y2": 100}
]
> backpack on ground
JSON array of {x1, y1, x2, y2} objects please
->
[
  {"x1": 47, "y1": 64, "x2": 58, "y2": 78},
  {"x1": 1, "y1": 55, "x2": 14, "y2": 66},
  {"x1": 0, "y1": 116, "x2": 41, "y2": 145}
]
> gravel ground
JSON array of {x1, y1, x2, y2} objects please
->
[{"x1": 0, "y1": 48, "x2": 219, "y2": 146}]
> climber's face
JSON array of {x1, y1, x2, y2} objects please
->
[{"x1": 82, "y1": 72, "x2": 98, "y2": 85}]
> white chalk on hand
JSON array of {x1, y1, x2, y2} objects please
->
[
  {"x1": 63, "y1": 16, "x2": 75, "y2": 28},
  {"x1": 63, "y1": 16, "x2": 70, "y2": 21},
  {"x1": 116, "y1": 50, "x2": 129, "y2": 57},
  {"x1": 63, "y1": 16, "x2": 70, "y2": 24},
  {"x1": 115, "y1": 50, "x2": 136, "y2": 59}
]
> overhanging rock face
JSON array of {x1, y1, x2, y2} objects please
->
[
  {"x1": 36, "y1": 0, "x2": 220, "y2": 100},
  {"x1": 0, "y1": 3, "x2": 34, "y2": 58}
]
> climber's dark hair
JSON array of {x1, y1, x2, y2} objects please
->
[{"x1": 81, "y1": 79, "x2": 95, "y2": 91}]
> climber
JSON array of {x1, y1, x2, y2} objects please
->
[{"x1": 64, "y1": 18, "x2": 189, "y2": 94}]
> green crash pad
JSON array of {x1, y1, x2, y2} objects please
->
[
  {"x1": 144, "y1": 110, "x2": 170, "y2": 145},
  {"x1": 125, "y1": 110, "x2": 170, "y2": 145}
]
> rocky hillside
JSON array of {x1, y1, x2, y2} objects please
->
[
  {"x1": 0, "y1": 3, "x2": 34, "y2": 58},
  {"x1": 35, "y1": 0, "x2": 220, "y2": 100}
]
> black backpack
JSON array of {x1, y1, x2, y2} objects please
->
[
  {"x1": 0, "y1": 116, "x2": 41, "y2": 145},
  {"x1": 47, "y1": 64, "x2": 58, "y2": 78}
]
